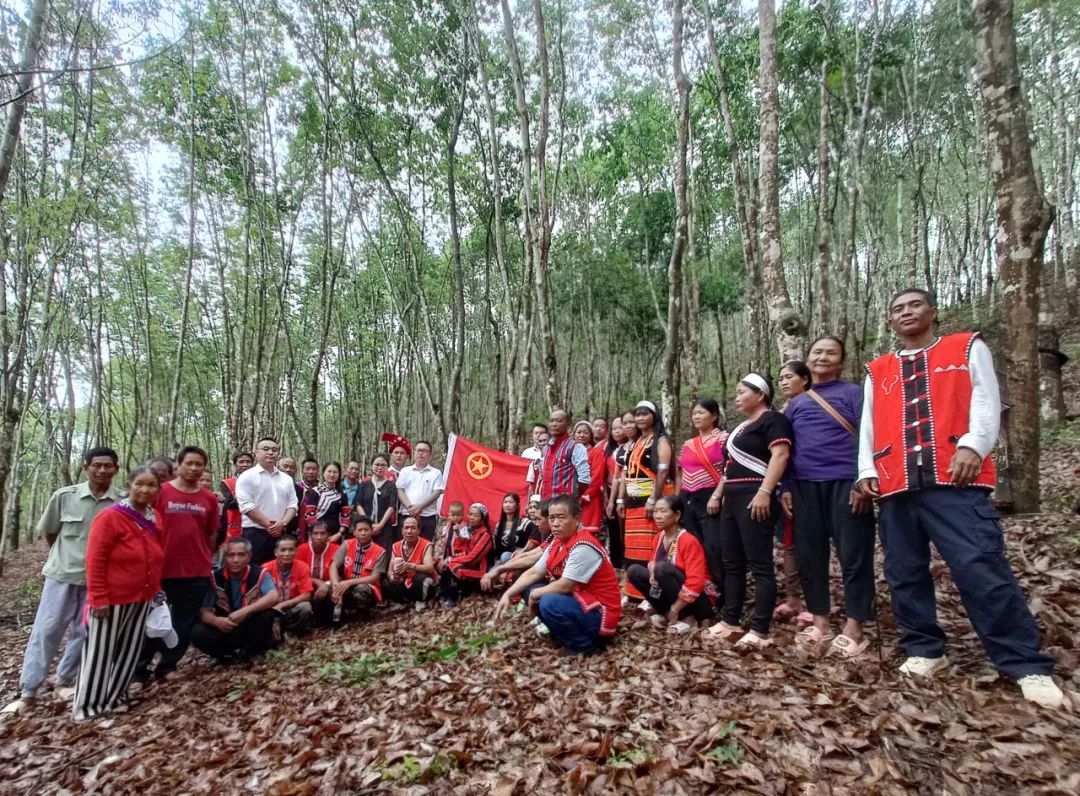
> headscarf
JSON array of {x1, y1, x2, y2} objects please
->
[{"x1": 740, "y1": 373, "x2": 771, "y2": 399}]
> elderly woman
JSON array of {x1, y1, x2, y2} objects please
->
[
  {"x1": 706, "y1": 374, "x2": 792, "y2": 649},
  {"x1": 626, "y1": 495, "x2": 715, "y2": 634},
  {"x1": 573, "y1": 421, "x2": 607, "y2": 536},
  {"x1": 438, "y1": 503, "x2": 494, "y2": 607},
  {"x1": 75, "y1": 466, "x2": 166, "y2": 721},
  {"x1": 786, "y1": 336, "x2": 876, "y2": 658},
  {"x1": 616, "y1": 401, "x2": 674, "y2": 601}
]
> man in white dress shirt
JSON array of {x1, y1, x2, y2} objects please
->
[
  {"x1": 395, "y1": 440, "x2": 444, "y2": 541},
  {"x1": 236, "y1": 437, "x2": 299, "y2": 565}
]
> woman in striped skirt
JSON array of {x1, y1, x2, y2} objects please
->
[
  {"x1": 616, "y1": 400, "x2": 674, "y2": 601},
  {"x1": 74, "y1": 466, "x2": 165, "y2": 721}
]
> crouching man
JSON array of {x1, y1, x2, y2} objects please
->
[
  {"x1": 190, "y1": 537, "x2": 279, "y2": 665},
  {"x1": 493, "y1": 495, "x2": 621, "y2": 656}
]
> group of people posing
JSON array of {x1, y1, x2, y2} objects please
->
[{"x1": 2, "y1": 288, "x2": 1064, "y2": 723}]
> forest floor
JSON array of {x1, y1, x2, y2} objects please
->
[{"x1": 0, "y1": 439, "x2": 1078, "y2": 796}]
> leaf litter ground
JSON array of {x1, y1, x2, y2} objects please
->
[{"x1": 2, "y1": 468, "x2": 1080, "y2": 794}]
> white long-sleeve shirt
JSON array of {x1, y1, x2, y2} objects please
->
[
  {"x1": 235, "y1": 463, "x2": 299, "y2": 528},
  {"x1": 857, "y1": 338, "x2": 1000, "y2": 482}
]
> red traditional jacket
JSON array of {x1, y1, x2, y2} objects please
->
[
  {"x1": 295, "y1": 541, "x2": 340, "y2": 582},
  {"x1": 651, "y1": 529, "x2": 710, "y2": 603},
  {"x1": 391, "y1": 537, "x2": 432, "y2": 588},
  {"x1": 580, "y1": 445, "x2": 607, "y2": 533},
  {"x1": 341, "y1": 539, "x2": 386, "y2": 602},
  {"x1": 866, "y1": 332, "x2": 996, "y2": 498},
  {"x1": 222, "y1": 477, "x2": 242, "y2": 539},
  {"x1": 446, "y1": 528, "x2": 492, "y2": 580},
  {"x1": 545, "y1": 528, "x2": 622, "y2": 637},
  {"x1": 261, "y1": 559, "x2": 314, "y2": 601}
]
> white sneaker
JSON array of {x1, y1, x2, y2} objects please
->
[
  {"x1": 535, "y1": 622, "x2": 550, "y2": 637},
  {"x1": 898, "y1": 655, "x2": 950, "y2": 678},
  {"x1": 1017, "y1": 675, "x2": 1064, "y2": 709},
  {"x1": 55, "y1": 686, "x2": 76, "y2": 701},
  {"x1": 1, "y1": 698, "x2": 32, "y2": 715},
  {"x1": 414, "y1": 601, "x2": 429, "y2": 612}
]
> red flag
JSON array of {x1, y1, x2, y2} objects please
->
[{"x1": 442, "y1": 434, "x2": 531, "y2": 521}]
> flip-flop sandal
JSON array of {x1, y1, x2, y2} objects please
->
[
  {"x1": 667, "y1": 621, "x2": 695, "y2": 635},
  {"x1": 706, "y1": 622, "x2": 742, "y2": 640},
  {"x1": 828, "y1": 634, "x2": 871, "y2": 660},
  {"x1": 794, "y1": 625, "x2": 835, "y2": 649}
]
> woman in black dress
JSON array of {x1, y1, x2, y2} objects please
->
[{"x1": 354, "y1": 453, "x2": 398, "y2": 548}]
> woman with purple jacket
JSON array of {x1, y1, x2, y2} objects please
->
[{"x1": 786, "y1": 336, "x2": 876, "y2": 659}]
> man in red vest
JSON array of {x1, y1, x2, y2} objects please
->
[
  {"x1": 527, "y1": 409, "x2": 591, "y2": 501},
  {"x1": 330, "y1": 517, "x2": 388, "y2": 620},
  {"x1": 858, "y1": 288, "x2": 1061, "y2": 708},
  {"x1": 493, "y1": 495, "x2": 621, "y2": 656},
  {"x1": 218, "y1": 450, "x2": 253, "y2": 545},
  {"x1": 295, "y1": 520, "x2": 339, "y2": 623}
]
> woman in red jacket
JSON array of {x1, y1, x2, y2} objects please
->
[
  {"x1": 73, "y1": 466, "x2": 165, "y2": 721},
  {"x1": 626, "y1": 495, "x2": 715, "y2": 635}
]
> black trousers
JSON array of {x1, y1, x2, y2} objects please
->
[
  {"x1": 607, "y1": 515, "x2": 626, "y2": 569},
  {"x1": 418, "y1": 515, "x2": 437, "y2": 541},
  {"x1": 791, "y1": 479, "x2": 876, "y2": 621},
  {"x1": 626, "y1": 561, "x2": 714, "y2": 622},
  {"x1": 719, "y1": 488, "x2": 777, "y2": 634},
  {"x1": 342, "y1": 584, "x2": 379, "y2": 615},
  {"x1": 241, "y1": 527, "x2": 276, "y2": 566},
  {"x1": 134, "y1": 576, "x2": 209, "y2": 680},
  {"x1": 190, "y1": 610, "x2": 276, "y2": 660},
  {"x1": 681, "y1": 489, "x2": 724, "y2": 588},
  {"x1": 383, "y1": 574, "x2": 435, "y2": 604},
  {"x1": 439, "y1": 571, "x2": 481, "y2": 602}
]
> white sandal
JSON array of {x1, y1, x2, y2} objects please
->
[
  {"x1": 667, "y1": 620, "x2": 694, "y2": 635},
  {"x1": 735, "y1": 631, "x2": 773, "y2": 649}
]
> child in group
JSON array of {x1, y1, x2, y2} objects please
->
[
  {"x1": 295, "y1": 521, "x2": 340, "y2": 623},
  {"x1": 330, "y1": 517, "x2": 388, "y2": 622},
  {"x1": 438, "y1": 503, "x2": 494, "y2": 606},
  {"x1": 435, "y1": 502, "x2": 466, "y2": 571},
  {"x1": 262, "y1": 536, "x2": 315, "y2": 637}
]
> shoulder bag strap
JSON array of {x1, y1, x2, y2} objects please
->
[{"x1": 804, "y1": 389, "x2": 856, "y2": 436}]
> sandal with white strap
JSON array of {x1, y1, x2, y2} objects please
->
[
  {"x1": 828, "y1": 634, "x2": 871, "y2": 660},
  {"x1": 667, "y1": 620, "x2": 695, "y2": 635},
  {"x1": 705, "y1": 621, "x2": 742, "y2": 640},
  {"x1": 735, "y1": 631, "x2": 773, "y2": 649},
  {"x1": 794, "y1": 625, "x2": 835, "y2": 651}
]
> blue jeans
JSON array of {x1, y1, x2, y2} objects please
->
[
  {"x1": 537, "y1": 593, "x2": 602, "y2": 652},
  {"x1": 879, "y1": 487, "x2": 1054, "y2": 678}
]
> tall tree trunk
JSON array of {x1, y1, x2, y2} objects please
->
[
  {"x1": 973, "y1": 0, "x2": 1054, "y2": 513},
  {"x1": 815, "y1": 60, "x2": 833, "y2": 333},
  {"x1": 662, "y1": 0, "x2": 690, "y2": 430},
  {"x1": 757, "y1": 0, "x2": 806, "y2": 362},
  {"x1": 166, "y1": 31, "x2": 199, "y2": 451}
]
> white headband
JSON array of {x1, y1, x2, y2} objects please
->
[
  {"x1": 741, "y1": 373, "x2": 771, "y2": 399},
  {"x1": 634, "y1": 400, "x2": 658, "y2": 415}
]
